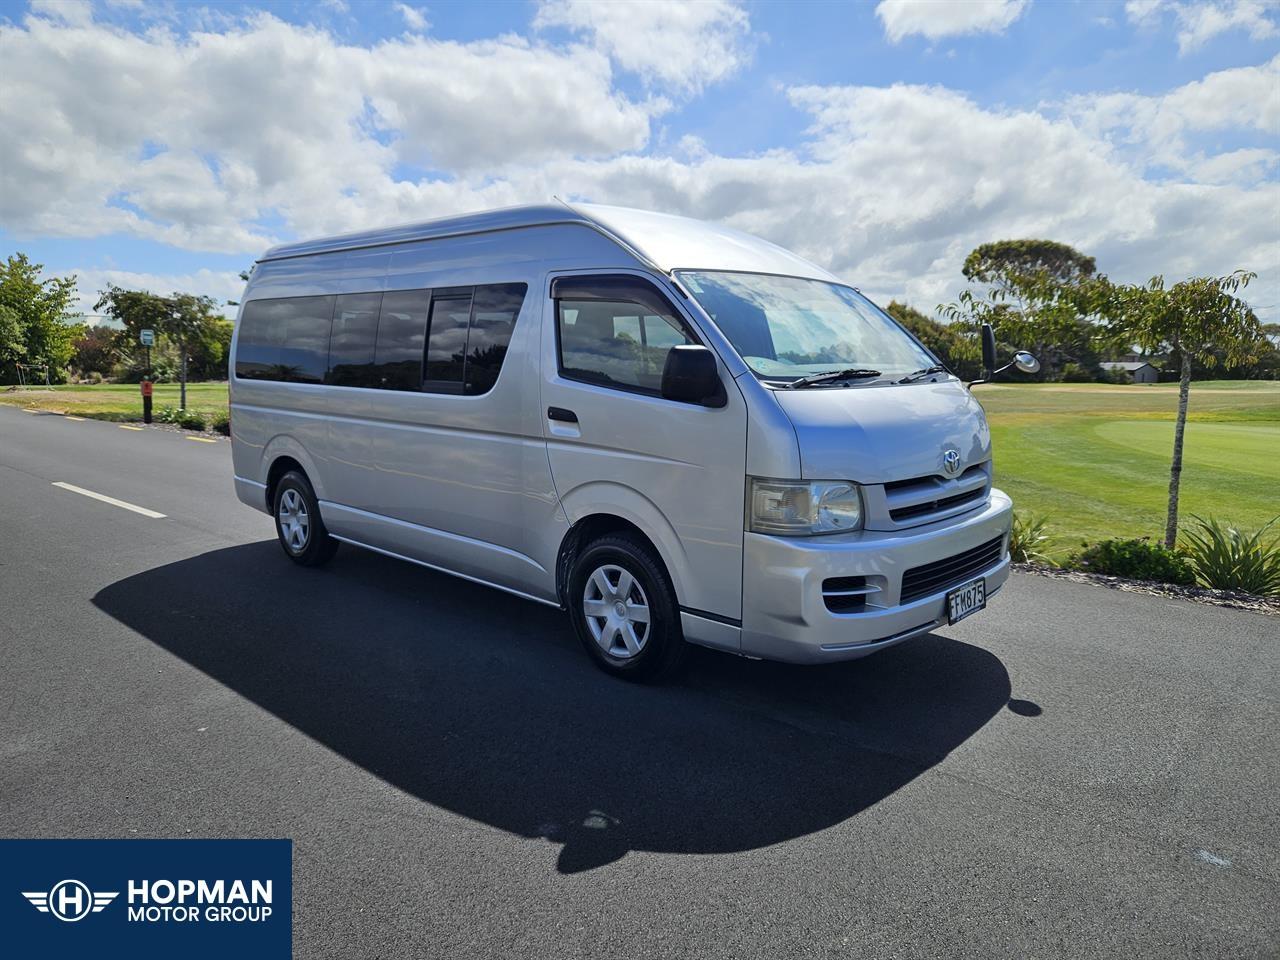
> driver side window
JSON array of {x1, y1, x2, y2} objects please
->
[{"x1": 554, "y1": 278, "x2": 695, "y2": 395}]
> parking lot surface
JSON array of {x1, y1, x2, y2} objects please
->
[{"x1": 2, "y1": 405, "x2": 1277, "y2": 958}]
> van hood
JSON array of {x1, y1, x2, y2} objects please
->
[{"x1": 772, "y1": 380, "x2": 990, "y2": 484}]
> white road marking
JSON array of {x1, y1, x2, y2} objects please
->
[
  {"x1": 118, "y1": 424, "x2": 144, "y2": 431},
  {"x1": 64, "y1": 415, "x2": 86, "y2": 421},
  {"x1": 51, "y1": 482, "x2": 167, "y2": 519}
]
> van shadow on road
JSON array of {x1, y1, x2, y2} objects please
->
[{"x1": 93, "y1": 541, "x2": 1011, "y2": 873}]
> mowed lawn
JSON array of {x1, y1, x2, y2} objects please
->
[
  {"x1": 0, "y1": 382, "x2": 229, "y2": 423},
  {"x1": 978, "y1": 381, "x2": 1280, "y2": 558},
  {"x1": 4, "y1": 379, "x2": 1277, "y2": 558}
]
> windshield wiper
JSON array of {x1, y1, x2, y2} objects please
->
[
  {"x1": 784, "y1": 368, "x2": 882, "y2": 389},
  {"x1": 897, "y1": 364, "x2": 948, "y2": 384}
]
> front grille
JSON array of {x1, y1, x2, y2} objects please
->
[
  {"x1": 885, "y1": 464, "x2": 986, "y2": 492},
  {"x1": 890, "y1": 487, "x2": 986, "y2": 522},
  {"x1": 881, "y1": 464, "x2": 990, "y2": 528},
  {"x1": 900, "y1": 536, "x2": 1003, "y2": 605}
]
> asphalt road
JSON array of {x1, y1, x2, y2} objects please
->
[{"x1": 1, "y1": 404, "x2": 1277, "y2": 959}]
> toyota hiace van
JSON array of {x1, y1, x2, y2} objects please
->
[{"x1": 231, "y1": 203, "x2": 1020, "y2": 678}]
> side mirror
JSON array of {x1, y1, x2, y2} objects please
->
[
  {"x1": 981, "y1": 323, "x2": 997, "y2": 379},
  {"x1": 1013, "y1": 351, "x2": 1040, "y2": 374},
  {"x1": 661, "y1": 345, "x2": 726, "y2": 407}
]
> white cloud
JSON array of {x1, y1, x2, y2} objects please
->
[
  {"x1": 393, "y1": 3, "x2": 429, "y2": 32},
  {"x1": 1125, "y1": 0, "x2": 1279, "y2": 53},
  {"x1": 0, "y1": 13, "x2": 658, "y2": 250},
  {"x1": 1, "y1": 10, "x2": 1274, "y2": 324},
  {"x1": 486, "y1": 79, "x2": 1274, "y2": 318},
  {"x1": 29, "y1": 0, "x2": 94, "y2": 25},
  {"x1": 875, "y1": 0, "x2": 1029, "y2": 43},
  {"x1": 70, "y1": 267, "x2": 248, "y2": 321},
  {"x1": 534, "y1": 0, "x2": 752, "y2": 93},
  {"x1": 1062, "y1": 55, "x2": 1280, "y2": 178}
]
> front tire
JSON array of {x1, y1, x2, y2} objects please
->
[
  {"x1": 568, "y1": 533, "x2": 685, "y2": 681},
  {"x1": 273, "y1": 470, "x2": 339, "y2": 567}
]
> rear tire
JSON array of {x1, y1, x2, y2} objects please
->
[
  {"x1": 273, "y1": 470, "x2": 339, "y2": 567},
  {"x1": 568, "y1": 533, "x2": 685, "y2": 681}
]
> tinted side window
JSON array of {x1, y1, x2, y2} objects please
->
[
  {"x1": 327, "y1": 293, "x2": 382, "y2": 388},
  {"x1": 557, "y1": 295, "x2": 693, "y2": 393},
  {"x1": 424, "y1": 295, "x2": 470, "y2": 394},
  {"x1": 236, "y1": 296, "x2": 334, "y2": 383},
  {"x1": 374, "y1": 290, "x2": 430, "y2": 391},
  {"x1": 234, "y1": 299, "x2": 279, "y2": 381},
  {"x1": 464, "y1": 283, "x2": 525, "y2": 395}
]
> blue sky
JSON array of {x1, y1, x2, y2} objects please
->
[{"x1": 1, "y1": 0, "x2": 1276, "y2": 320}]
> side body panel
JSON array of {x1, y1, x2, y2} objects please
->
[{"x1": 232, "y1": 224, "x2": 661, "y2": 603}]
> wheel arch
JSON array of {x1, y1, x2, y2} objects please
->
[
  {"x1": 553, "y1": 486, "x2": 691, "y2": 609},
  {"x1": 261, "y1": 436, "x2": 327, "y2": 510}
]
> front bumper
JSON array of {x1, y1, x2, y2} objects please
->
[{"x1": 740, "y1": 489, "x2": 1012, "y2": 663}]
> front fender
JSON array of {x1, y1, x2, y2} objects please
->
[{"x1": 556, "y1": 480, "x2": 696, "y2": 609}]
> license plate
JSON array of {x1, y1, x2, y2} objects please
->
[{"x1": 946, "y1": 577, "x2": 986, "y2": 624}]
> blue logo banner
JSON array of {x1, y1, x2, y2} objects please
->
[{"x1": 0, "y1": 839, "x2": 292, "y2": 960}]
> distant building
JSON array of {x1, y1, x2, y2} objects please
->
[{"x1": 1100, "y1": 361, "x2": 1159, "y2": 384}]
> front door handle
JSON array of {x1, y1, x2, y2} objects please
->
[{"x1": 547, "y1": 406, "x2": 578, "y2": 423}]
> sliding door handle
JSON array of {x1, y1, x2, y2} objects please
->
[{"x1": 547, "y1": 406, "x2": 578, "y2": 423}]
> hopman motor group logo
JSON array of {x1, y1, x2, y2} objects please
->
[
  {"x1": 23, "y1": 880, "x2": 118, "y2": 921},
  {"x1": 21, "y1": 877, "x2": 274, "y2": 924},
  {"x1": 2, "y1": 838, "x2": 291, "y2": 959}
]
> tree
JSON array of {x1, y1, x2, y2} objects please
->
[
  {"x1": 70, "y1": 325, "x2": 124, "y2": 379},
  {"x1": 169, "y1": 293, "x2": 223, "y2": 407},
  {"x1": 0, "y1": 253, "x2": 80, "y2": 384},
  {"x1": 1109, "y1": 271, "x2": 1266, "y2": 547},
  {"x1": 942, "y1": 239, "x2": 1108, "y2": 379},
  {"x1": 885, "y1": 301, "x2": 981, "y2": 380},
  {"x1": 0, "y1": 304, "x2": 23, "y2": 375},
  {"x1": 95, "y1": 286, "x2": 226, "y2": 402},
  {"x1": 184, "y1": 317, "x2": 233, "y2": 381},
  {"x1": 962, "y1": 239, "x2": 1096, "y2": 287}
]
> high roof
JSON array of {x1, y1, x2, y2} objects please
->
[{"x1": 257, "y1": 201, "x2": 839, "y2": 283}]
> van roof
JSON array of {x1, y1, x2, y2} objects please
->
[{"x1": 256, "y1": 202, "x2": 839, "y2": 283}]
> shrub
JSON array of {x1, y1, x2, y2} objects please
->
[
  {"x1": 1010, "y1": 512, "x2": 1053, "y2": 563},
  {"x1": 153, "y1": 405, "x2": 206, "y2": 430},
  {"x1": 178, "y1": 410, "x2": 207, "y2": 431},
  {"x1": 1069, "y1": 537, "x2": 1195, "y2": 585},
  {"x1": 1181, "y1": 516, "x2": 1280, "y2": 597},
  {"x1": 210, "y1": 411, "x2": 230, "y2": 436},
  {"x1": 1060, "y1": 362, "x2": 1094, "y2": 383},
  {"x1": 1100, "y1": 366, "x2": 1132, "y2": 385}
]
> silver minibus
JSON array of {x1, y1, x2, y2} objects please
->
[{"x1": 230, "y1": 203, "x2": 1030, "y2": 678}]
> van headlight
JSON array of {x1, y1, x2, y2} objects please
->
[{"x1": 748, "y1": 479, "x2": 863, "y2": 535}]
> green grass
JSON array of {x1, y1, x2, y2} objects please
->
[
  {"x1": 5, "y1": 379, "x2": 1278, "y2": 558},
  {"x1": 978, "y1": 381, "x2": 1280, "y2": 559},
  {"x1": 0, "y1": 382, "x2": 228, "y2": 425}
]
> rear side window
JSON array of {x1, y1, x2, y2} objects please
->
[
  {"x1": 464, "y1": 283, "x2": 525, "y2": 396},
  {"x1": 554, "y1": 277, "x2": 694, "y2": 394},
  {"x1": 236, "y1": 295, "x2": 334, "y2": 383},
  {"x1": 374, "y1": 290, "x2": 430, "y2": 391},
  {"x1": 327, "y1": 292, "x2": 382, "y2": 388},
  {"x1": 238, "y1": 283, "x2": 525, "y2": 395},
  {"x1": 424, "y1": 294, "x2": 471, "y2": 394}
]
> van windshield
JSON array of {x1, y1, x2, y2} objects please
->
[{"x1": 677, "y1": 271, "x2": 937, "y2": 385}]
